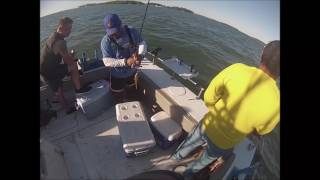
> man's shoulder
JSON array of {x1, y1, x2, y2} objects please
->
[
  {"x1": 46, "y1": 32, "x2": 65, "y2": 44},
  {"x1": 54, "y1": 39, "x2": 66, "y2": 46},
  {"x1": 101, "y1": 35, "x2": 111, "y2": 45},
  {"x1": 48, "y1": 32, "x2": 56, "y2": 39},
  {"x1": 53, "y1": 39, "x2": 67, "y2": 53},
  {"x1": 231, "y1": 63, "x2": 248, "y2": 68},
  {"x1": 217, "y1": 63, "x2": 254, "y2": 79},
  {"x1": 230, "y1": 63, "x2": 256, "y2": 72},
  {"x1": 101, "y1": 34, "x2": 110, "y2": 41},
  {"x1": 128, "y1": 26, "x2": 137, "y2": 31},
  {"x1": 223, "y1": 63, "x2": 246, "y2": 72},
  {"x1": 127, "y1": 26, "x2": 139, "y2": 35}
]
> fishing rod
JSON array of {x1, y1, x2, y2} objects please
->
[
  {"x1": 133, "y1": 0, "x2": 151, "y2": 85},
  {"x1": 134, "y1": 0, "x2": 150, "y2": 58},
  {"x1": 139, "y1": 0, "x2": 151, "y2": 40},
  {"x1": 136, "y1": 1, "x2": 204, "y2": 98}
]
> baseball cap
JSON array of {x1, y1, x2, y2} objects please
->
[{"x1": 104, "y1": 14, "x2": 122, "y2": 36}]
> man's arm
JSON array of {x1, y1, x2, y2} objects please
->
[
  {"x1": 204, "y1": 67, "x2": 229, "y2": 108},
  {"x1": 102, "y1": 57, "x2": 126, "y2": 67},
  {"x1": 54, "y1": 40, "x2": 74, "y2": 65},
  {"x1": 255, "y1": 113, "x2": 280, "y2": 136}
]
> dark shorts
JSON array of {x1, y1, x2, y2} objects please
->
[
  {"x1": 41, "y1": 64, "x2": 69, "y2": 92},
  {"x1": 110, "y1": 74, "x2": 135, "y2": 92}
]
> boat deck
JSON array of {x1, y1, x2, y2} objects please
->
[
  {"x1": 40, "y1": 58, "x2": 257, "y2": 180},
  {"x1": 40, "y1": 101, "x2": 181, "y2": 179}
]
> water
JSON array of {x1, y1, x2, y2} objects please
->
[{"x1": 40, "y1": 3, "x2": 279, "y2": 179}]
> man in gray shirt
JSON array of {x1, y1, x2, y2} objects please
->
[{"x1": 40, "y1": 17, "x2": 91, "y2": 114}]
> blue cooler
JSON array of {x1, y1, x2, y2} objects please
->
[{"x1": 76, "y1": 80, "x2": 114, "y2": 119}]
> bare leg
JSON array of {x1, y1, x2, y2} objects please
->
[
  {"x1": 68, "y1": 62, "x2": 81, "y2": 90},
  {"x1": 56, "y1": 87, "x2": 69, "y2": 112}
]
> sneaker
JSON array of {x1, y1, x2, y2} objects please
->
[
  {"x1": 155, "y1": 157, "x2": 181, "y2": 166},
  {"x1": 173, "y1": 165, "x2": 187, "y2": 174},
  {"x1": 75, "y1": 86, "x2": 92, "y2": 94},
  {"x1": 151, "y1": 158, "x2": 182, "y2": 171}
]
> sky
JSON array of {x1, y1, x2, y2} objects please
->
[{"x1": 40, "y1": 0, "x2": 280, "y2": 43}]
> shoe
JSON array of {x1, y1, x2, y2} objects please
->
[
  {"x1": 75, "y1": 86, "x2": 92, "y2": 94},
  {"x1": 151, "y1": 157, "x2": 182, "y2": 171},
  {"x1": 173, "y1": 165, "x2": 187, "y2": 174},
  {"x1": 154, "y1": 157, "x2": 181, "y2": 166}
]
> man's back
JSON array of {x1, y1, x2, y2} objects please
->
[
  {"x1": 40, "y1": 32, "x2": 67, "y2": 73},
  {"x1": 203, "y1": 63, "x2": 280, "y2": 149}
]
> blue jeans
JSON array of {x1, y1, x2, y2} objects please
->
[{"x1": 171, "y1": 122, "x2": 233, "y2": 177}]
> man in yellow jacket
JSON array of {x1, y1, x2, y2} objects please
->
[{"x1": 161, "y1": 40, "x2": 280, "y2": 178}]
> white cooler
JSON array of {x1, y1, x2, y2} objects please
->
[{"x1": 115, "y1": 101, "x2": 156, "y2": 157}]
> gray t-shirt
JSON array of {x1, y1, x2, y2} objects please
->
[{"x1": 53, "y1": 39, "x2": 68, "y2": 58}]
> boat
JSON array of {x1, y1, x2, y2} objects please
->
[{"x1": 40, "y1": 48, "x2": 257, "y2": 180}]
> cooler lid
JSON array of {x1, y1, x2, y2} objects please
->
[{"x1": 151, "y1": 111, "x2": 182, "y2": 141}]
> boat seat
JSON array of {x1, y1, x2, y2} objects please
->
[{"x1": 139, "y1": 59, "x2": 208, "y2": 132}]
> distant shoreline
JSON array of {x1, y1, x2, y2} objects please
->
[{"x1": 79, "y1": 0, "x2": 194, "y2": 14}]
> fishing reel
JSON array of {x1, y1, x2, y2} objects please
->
[{"x1": 130, "y1": 44, "x2": 146, "y2": 68}]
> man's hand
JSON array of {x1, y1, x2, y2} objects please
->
[
  {"x1": 126, "y1": 56, "x2": 137, "y2": 67},
  {"x1": 133, "y1": 52, "x2": 142, "y2": 61},
  {"x1": 70, "y1": 49, "x2": 75, "y2": 57},
  {"x1": 70, "y1": 49, "x2": 79, "y2": 62},
  {"x1": 209, "y1": 157, "x2": 224, "y2": 172},
  {"x1": 63, "y1": 53, "x2": 76, "y2": 65},
  {"x1": 132, "y1": 52, "x2": 142, "y2": 66},
  {"x1": 251, "y1": 130, "x2": 262, "y2": 141},
  {"x1": 126, "y1": 52, "x2": 141, "y2": 67}
]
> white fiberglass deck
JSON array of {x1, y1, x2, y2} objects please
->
[
  {"x1": 40, "y1": 57, "x2": 257, "y2": 180},
  {"x1": 40, "y1": 104, "x2": 180, "y2": 180}
]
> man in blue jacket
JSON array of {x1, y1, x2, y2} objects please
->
[{"x1": 101, "y1": 14, "x2": 147, "y2": 101}]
